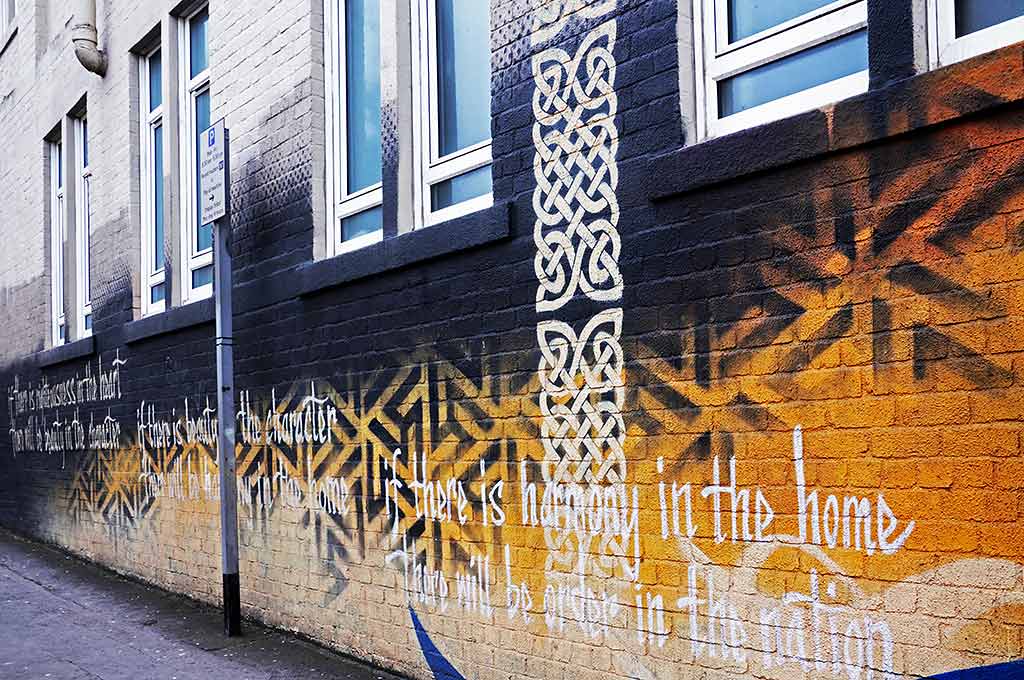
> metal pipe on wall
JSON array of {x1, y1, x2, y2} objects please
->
[{"x1": 72, "y1": 0, "x2": 107, "y2": 76}]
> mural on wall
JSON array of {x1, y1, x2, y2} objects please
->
[
  {"x1": 4, "y1": 4, "x2": 1024, "y2": 680},
  {"x1": 533, "y1": 10, "x2": 624, "y2": 569},
  {"x1": 530, "y1": 0, "x2": 616, "y2": 46}
]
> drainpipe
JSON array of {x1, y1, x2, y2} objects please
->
[{"x1": 72, "y1": 0, "x2": 106, "y2": 77}]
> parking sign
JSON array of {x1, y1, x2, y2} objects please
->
[{"x1": 200, "y1": 119, "x2": 228, "y2": 224}]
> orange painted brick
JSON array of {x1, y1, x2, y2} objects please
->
[
  {"x1": 917, "y1": 459, "x2": 956, "y2": 489},
  {"x1": 847, "y1": 457, "x2": 883, "y2": 487},
  {"x1": 950, "y1": 459, "x2": 994, "y2": 488},
  {"x1": 995, "y1": 460, "x2": 1024, "y2": 489},
  {"x1": 872, "y1": 428, "x2": 940, "y2": 458},
  {"x1": 941, "y1": 425, "x2": 1020, "y2": 457},
  {"x1": 828, "y1": 397, "x2": 896, "y2": 428},
  {"x1": 882, "y1": 461, "x2": 919, "y2": 488},
  {"x1": 896, "y1": 392, "x2": 970, "y2": 426},
  {"x1": 979, "y1": 523, "x2": 1024, "y2": 558},
  {"x1": 970, "y1": 388, "x2": 1024, "y2": 423},
  {"x1": 988, "y1": 317, "x2": 1024, "y2": 353}
]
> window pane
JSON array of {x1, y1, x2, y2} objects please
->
[
  {"x1": 192, "y1": 265, "x2": 213, "y2": 289},
  {"x1": 149, "y1": 50, "x2": 163, "y2": 111},
  {"x1": 82, "y1": 177, "x2": 91, "y2": 303},
  {"x1": 151, "y1": 282, "x2": 166, "y2": 304},
  {"x1": 955, "y1": 0, "x2": 1024, "y2": 36},
  {"x1": 85, "y1": 178, "x2": 91, "y2": 301},
  {"x1": 84, "y1": 314, "x2": 92, "y2": 331},
  {"x1": 718, "y1": 29, "x2": 867, "y2": 117},
  {"x1": 341, "y1": 206, "x2": 382, "y2": 242},
  {"x1": 430, "y1": 164, "x2": 491, "y2": 210},
  {"x1": 728, "y1": 0, "x2": 835, "y2": 42},
  {"x1": 345, "y1": 0, "x2": 382, "y2": 193},
  {"x1": 81, "y1": 119, "x2": 88, "y2": 168},
  {"x1": 153, "y1": 123, "x2": 164, "y2": 273},
  {"x1": 435, "y1": 0, "x2": 490, "y2": 157},
  {"x1": 57, "y1": 143, "x2": 62, "y2": 188},
  {"x1": 189, "y1": 8, "x2": 209, "y2": 78},
  {"x1": 195, "y1": 89, "x2": 213, "y2": 252},
  {"x1": 58, "y1": 198, "x2": 65, "y2": 298}
]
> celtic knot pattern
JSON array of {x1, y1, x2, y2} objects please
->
[
  {"x1": 533, "y1": 21, "x2": 621, "y2": 313},
  {"x1": 538, "y1": 309, "x2": 625, "y2": 486},
  {"x1": 532, "y1": 17, "x2": 629, "y2": 579},
  {"x1": 531, "y1": 0, "x2": 616, "y2": 46}
]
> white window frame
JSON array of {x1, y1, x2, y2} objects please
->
[
  {"x1": 74, "y1": 116, "x2": 92, "y2": 338},
  {"x1": 411, "y1": 0, "x2": 493, "y2": 228},
  {"x1": 693, "y1": 0, "x2": 868, "y2": 139},
  {"x1": 324, "y1": 0, "x2": 384, "y2": 257},
  {"x1": 927, "y1": 0, "x2": 1024, "y2": 68},
  {"x1": 49, "y1": 140, "x2": 66, "y2": 347},
  {"x1": 141, "y1": 47, "x2": 166, "y2": 316},
  {"x1": 1, "y1": 0, "x2": 14, "y2": 35},
  {"x1": 178, "y1": 4, "x2": 213, "y2": 303}
]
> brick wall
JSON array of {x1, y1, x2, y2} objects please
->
[{"x1": 2, "y1": 1, "x2": 1024, "y2": 679}]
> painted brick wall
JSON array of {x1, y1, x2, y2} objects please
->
[{"x1": 2, "y1": 1, "x2": 1024, "y2": 680}]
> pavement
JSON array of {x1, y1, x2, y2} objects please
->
[{"x1": 0, "y1": 528, "x2": 405, "y2": 680}]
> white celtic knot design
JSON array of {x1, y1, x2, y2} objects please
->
[
  {"x1": 532, "y1": 21, "x2": 622, "y2": 313},
  {"x1": 531, "y1": 0, "x2": 616, "y2": 46},
  {"x1": 531, "y1": 16, "x2": 629, "y2": 580},
  {"x1": 538, "y1": 309, "x2": 625, "y2": 486}
]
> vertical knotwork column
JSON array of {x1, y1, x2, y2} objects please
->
[{"x1": 530, "y1": 6, "x2": 631, "y2": 579}]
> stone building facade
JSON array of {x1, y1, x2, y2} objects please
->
[{"x1": 2, "y1": 0, "x2": 1024, "y2": 678}]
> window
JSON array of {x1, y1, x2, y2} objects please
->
[
  {"x1": 74, "y1": 115, "x2": 92, "y2": 336},
  {"x1": 1, "y1": 0, "x2": 14, "y2": 35},
  {"x1": 325, "y1": 0, "x2": 384, "y2": 255},
  {"x1": 141, "y1": 47, "x2": 166, "y2": 315},
  {"x1": 929, "y1": 0, "x2": 1024, "y2": 67},
  {"x1": 179, "y1": 6, "x2": 213, "y2": 301},
  {"x1": 693, "y1": 0, "x2": 868, "y2": 138},
  {"x1": 49, "y1": 140, "x2": 66, "y2": 346},
  {"x1": 412, "y1": 0, "x2": 493, "y2": 226}
]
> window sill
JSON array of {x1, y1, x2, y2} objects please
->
[
  {"x1": 124, "y1": 298, "x2": 215, "y2": 344},
  {"x1": 648, "y1": 41, "x2": 1024, "y2": 200},
  {"x1": 297, "y1": 200, "x2": 513, "y2": 298},
  {"x1": 35, "y1": 336, "x2": 95, "y2": 368},
  {"x1": 0, "y1": 23, "x2": 16, "y2": 58}
]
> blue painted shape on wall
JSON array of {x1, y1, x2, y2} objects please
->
[
  {"x1": 409, "y1": 606, "x2": 466, "y2": 680},
  {"x1": 927, "y1": 660, "x2": 1024, "y2": 679}
]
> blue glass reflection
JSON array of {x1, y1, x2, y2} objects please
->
[
  {"x1": 436, "y1": 0, "x2": 490, "y2": 156},
  {"x1": 151, "y1": 282, "x2": 166, "y2": 304},
  {"x1": 728, "y1": 0, "x2": 834, "y2": 41},
  {"x1": 346, "y1": 0, "x2": 381, "y2": 193},
  {"x1": 192, "y1": 265, "x2": 213, "y2": 289},
  {"x1": 431, "y1": 164, "x2": 491, "y2": 210},
  {"x1": 81, "y1": 119, "x2": 88, "y2": 168},
  {"x1": 718, "y1": 30, "x2": 867, "y2": 117},
  {"x1": 955, "y1": 0, "x2": 1024, "y2": 36},
  {"x1": 195, "y1": 89, "x2": 213, "y2": 252},
  {"x1": 149, "y1": 50, "x2": 162, "y2": 111},
  {"x1": 190, "y1": 8, "x2": 209, "y2": 78},
  {"x1": 341, "y1": 206, "x2": 382, "y2": 242},
  {"x1": 153, "y1": 123, "x2": 164, "y2": 273}
]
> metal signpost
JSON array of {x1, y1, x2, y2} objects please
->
[{"x1": 200, "y1": 118, "x2": 241, "y2": 637}]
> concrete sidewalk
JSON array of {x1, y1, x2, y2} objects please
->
[{"x1": 0, "y1": 528, "x2": 404, "y2": 680}]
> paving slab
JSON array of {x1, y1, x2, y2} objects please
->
[{"x1": 0, "y1": 528, "x2": 405, "y2": 680}]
